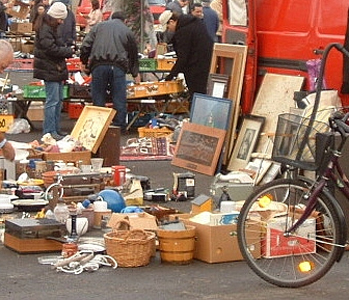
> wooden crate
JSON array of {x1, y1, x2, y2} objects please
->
[
  {"x1": 127, "y1": 80, "x2": 184, "y2": 99},
  {"x1": 157, "y1": 58, "x2": 177, "y2": 71},
  {"x1": 43, "y1": 150, "x2": 91, "y2": 164},
  {"x1": 138, "y1": 126, "x2": 173, "y2": 138}
]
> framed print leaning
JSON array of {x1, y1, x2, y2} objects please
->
[
  {"x1": 172, "y1": 122, "x2": 226, "y2": 176},
  {"x1": 227, "y1": 115, "x2": 265, "y2": 171},
  {"x1": 190, "y1": 93, "x2": 233, "y2": 130},
  {"x1": 71, "y1": 106, "x2": 116, "y2": 153}
]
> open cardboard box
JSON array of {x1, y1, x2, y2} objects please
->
[
  {"x1": 107, "y1": 212, "x2": 158, "y2": 232},
  {"x1": 171, "y1": 213, "x2": 261, "y2": 263}
]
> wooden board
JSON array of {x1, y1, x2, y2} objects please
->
[
  {"x1": 70, "y1": 106, "x2": 116, "y2": 153},
  {"x1": 251, "y1": 73, "x2": 305, "y2": 154}
]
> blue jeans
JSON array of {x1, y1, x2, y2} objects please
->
[
  {"x1": 91, "y1": 65, "x2": 127, "y2": 129},
  {"x1": 43, "y1": 81, "x2": 63, "y2": 135}
]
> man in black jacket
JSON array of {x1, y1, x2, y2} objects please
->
[
  {"x1": 80, "y1": 11, "x2": 140, "y2": 132},
  {"x1": 159, "y1": 10, "x2": 213, "y2": 104}
]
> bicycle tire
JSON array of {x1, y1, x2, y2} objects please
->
[{"x1": 237, "y1": 178, "x2": 343, "y2": 288}]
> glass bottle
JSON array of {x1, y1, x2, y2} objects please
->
[{"x1": 53, "y1": 198, "x2": 70, "y2": 224}]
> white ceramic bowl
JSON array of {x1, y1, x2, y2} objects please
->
[{"x1": 66, "y1": 217, "x2": 89, "y2": 237}]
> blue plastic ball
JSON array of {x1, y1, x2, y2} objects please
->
[{"x1": 98, "y1": 190, "x2": 126, "y2": 212}]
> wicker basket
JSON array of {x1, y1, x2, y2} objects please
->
[{"x1": 104, "y1": 220, "x2": 156, "y2": 267}]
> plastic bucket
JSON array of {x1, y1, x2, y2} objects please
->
[{"x1": 111, "y1": 165, "x2": 126, "y2": 186}]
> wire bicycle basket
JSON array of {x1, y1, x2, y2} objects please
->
[{"x1": 271, "y1": 112, "x2": 331, "y2": 171}]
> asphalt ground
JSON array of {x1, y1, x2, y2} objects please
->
[{"x1": 1, "y1": 71, "x2": 349, "y2": 300}]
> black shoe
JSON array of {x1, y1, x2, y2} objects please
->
[
  {"x1": 57, "y1": 131, "x2": 68, "y2": 136},
  {"x1": 51, "y1": 133, "x2": 64, "y2": 141}
]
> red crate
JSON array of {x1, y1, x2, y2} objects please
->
[
  {"x1": 66, "y1": 58, "x2": 82, "y2": 72},
  {"x1": 6, "y1": 59, "x2": 33, "y2": 71},
  {"x1": 68, "y1": 103, "x2": 84, "y2": 119}
]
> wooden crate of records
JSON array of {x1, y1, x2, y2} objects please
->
[{"x1": 127, "y1": 80, "x2": 184, "y2": 99}]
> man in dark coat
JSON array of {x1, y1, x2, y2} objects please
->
[
  {"x1": 80, "y1": 11, "x2": 139, "y2": 132},
  {"x1": 159, "y1": 10, "x2": 213, "y2": 103}
]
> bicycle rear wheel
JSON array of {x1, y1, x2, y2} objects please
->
[{"x1": 237, "y1": 178, "x2": 344, "y2": 288}]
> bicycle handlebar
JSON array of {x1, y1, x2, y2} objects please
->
[{"x1": 329, "y1": 111, "x2": 349, "y2": 136}]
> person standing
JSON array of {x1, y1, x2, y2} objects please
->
[
  {"x1": 83, "y1": 0, "x2": 103, "y2": 33},
  {"x1": 80, "y1": 11, "x2": 140, "y2": 132},
  {"x1": 190, "y1": 3, "x2": 203, "y2": 19},
  {"x1": 159, "y1": 10, "x2": 213, "y2": 105},
  {"x1": 210, "y1": 0, "x2": 222, "y2": 42},
  {"x1": 55, "y1": 0, "x2": 76, "y2": 47},
  {"x1": 166, "y1": 0, "x2": 189, "y2": 15},
  {"x1": 33, "y1": 2, "x2": 74, "y2": 140},
  {"x1": 202, "y1": 0, "x2": 219, "y2": 42},
  {"x1": 0, "y1": 0, "x2": 13, "y2": 38},
  {"x1": 0, "y1": 40, "x2": 17, "y2": 161}
]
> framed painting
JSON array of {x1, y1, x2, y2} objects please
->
[
  {"x1": 172, "y1": 122, "x2": 226, "y2": 176},
  {"x1": 227, "y1": 115, "x2": 265, "y2": 171},
  {"x1": 70, "y1": 106, "x2": 116, "y2": 153},
  {"x1": 190, "y1": 93, "x2": 233, "y2": 130},
  {"x1": 207, "y1": 74, "x2": 230, "y2": 98}
]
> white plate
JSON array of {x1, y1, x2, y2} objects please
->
[{"x1": 12, "y1": 199, "x2": 49, "y2": 206}]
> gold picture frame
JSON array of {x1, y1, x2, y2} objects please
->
[{"x1": 70, "y1": 106, "x2": 116, "y2": 153}]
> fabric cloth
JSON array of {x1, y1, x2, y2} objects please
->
[
  {"x1": 166, "y1": 14, "x2": 213, "y2": 100},
  {"x1": 166, "y1": 1, "x2": 184, "y2": 15},
  {"x1": 47, "y1": 2, "x2": 68, "y2": 19}
]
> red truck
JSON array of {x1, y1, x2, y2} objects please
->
[{"x1": 222, "y1": 0, "x2": 349, "y2": 113}]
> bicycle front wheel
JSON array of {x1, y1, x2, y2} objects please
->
[{"x1": 237, "y1": 178, "x2": 344, "y2": 288}]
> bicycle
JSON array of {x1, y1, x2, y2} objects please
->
[{"x1": 237, "y1": 42, "x2": 349, "y2": 288}]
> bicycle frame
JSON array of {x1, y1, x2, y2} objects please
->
[{"x1": 285, "y1": 134, "x2": 348, "y2": 255}]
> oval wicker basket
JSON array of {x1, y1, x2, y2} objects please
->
[{"x1": 104, "y1": 220, "x2": 156, "y2": 268}]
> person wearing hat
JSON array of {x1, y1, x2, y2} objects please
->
[
  {"x1": 159, "y1": 10, "x2": 213, "y2": 106},
  {"x1": 33, "y1": 1, "x2": 75, "y2": 140},
  {"x1": 55, "y1": 0, "x2": 77, "y2": 47}
]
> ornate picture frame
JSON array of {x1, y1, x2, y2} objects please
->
[
  {"x1": 227, "y1": 114, "x2": 265, "y2": 171},
  {"x1": 172, "y1": 122, "x2": 226, "y2": 176}
]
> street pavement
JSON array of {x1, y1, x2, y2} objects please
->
[{"x1": 1, "y1": 72, "x2": 349, "y2": 299}]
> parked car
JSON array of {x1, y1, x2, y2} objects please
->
[{"x1": 149, "y1": 0, "x2": 166, "y2": 24}]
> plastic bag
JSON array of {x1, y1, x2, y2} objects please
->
[{"x1": 6, "y1": 118, "x2": 31, "y2": 134}]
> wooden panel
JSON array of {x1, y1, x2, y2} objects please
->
[
  {"x1": 96, "y1": 126, "x2": 120, "y2": 166},
  {"x1": 251, "y1": 73, "x2": 305, "y2": 154}
]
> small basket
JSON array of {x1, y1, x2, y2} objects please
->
[
  {"x1": 272, "y1": 113, "x2": 330, "y2": 171},
  {"x1": 104, "y1": 220, "x2": 156, "y2": 267}
]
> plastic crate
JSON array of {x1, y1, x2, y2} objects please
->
[
  {"x1": 139, "y1": 59, "x2": 157, "y2": 71},
  {"x1": 138, "y1": 126, "x2": 173, "y2": 138},
  {"x1": 68, "y1": 103, "x2": 84, "y2": 119},
  {"x1": 23, "y1": 85, "x2": 69, "y2": 99},
  {"x1": 69, "y1": 84, "x2": 91, "y2": 99},
  {"x1": 6, "y1": 59, "x2": 33, "y2": 72},
  {"x1": 66, "y1": 58, "x2": 82, "y2": 72},
  {"x1": 156, "y1": 58, "x2": 177, "y2": 71}
]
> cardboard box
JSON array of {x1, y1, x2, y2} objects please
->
[
  {"x1": 8, "y1": 1, "x2": 30, "y2": 19},
  {"x1": 176, "y1": 214, "x2": 260, "y2": 263},
  {"x1": 43, "y1": 150, "x2": 91, "y2": 164},
  {"x1": 107, "y1": 212, "x2": 158, "y2": 232},
  {"x1": 262, "y1": 216, "x2": 316, "y2": 258},
  {"x1": 9, "y1": 22, "x2": 33, "y2": 34}
]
